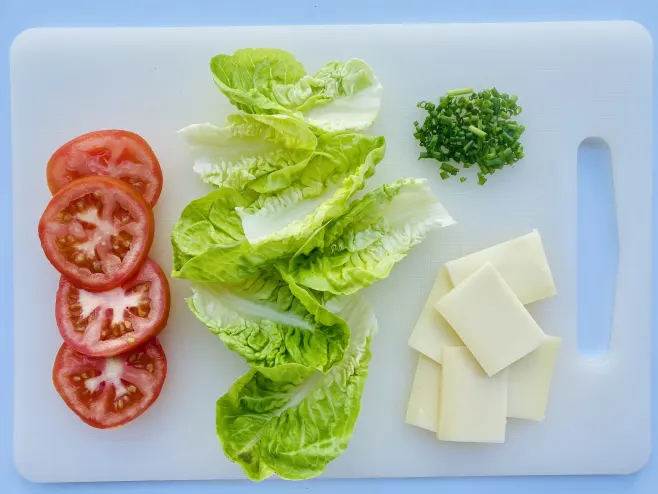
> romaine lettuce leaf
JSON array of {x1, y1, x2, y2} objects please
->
[
  {"x1": 210, "y1": 48, "x2": 306, "y2": 115},
  {"x1": 171, "y1": 133, "x2": 386, "y2": 283},
  {"x1": 281, "y1": 178, "x2": 456, "y2": 295},
  {"x1": 179, "y1": 114, "x2": 317, "y2": 192},
  {"x1": 216, "y1": 294, "x2": 377, "y2": 480},
  {"x1": 210, "y1": 49, "x2": 382, "y2": 132},
  {"x1": 188, "y1": 269, "x2": 348, "y2": 381}
]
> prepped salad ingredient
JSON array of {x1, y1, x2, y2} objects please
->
[
  {"x1": 52, "y1": 338, "x2": 167, "y2": 429},
  {"x1": 179, "y1": 114, "x2": 317, "y2": 192},
  {"x1": 281, "y1": 178, "x2": 455, "y2": 295},
  {"x1": 405, "y1": 354, "x2": 442, "y2": 433},
  {"x1": 188, "y1": 269, "x2": 349, "y2": 379},
  {"x1": 436, "y1": 262, "x2": 546, "y2": 377},
  {"x1": 216, "y1": 295, "x2": 377, "y2": 481},
  {"x1": 438, "y1": 347, "x2": 508, "y2": 443},
  {"x1": 444, "y1": 230, "x2": 556, "y2": 305},
  {"x1": 172, "y1": 133, "x2": 386, "y2": 283},
  {"x1": 407, "y1": 267, "x2": 462, "y2": 364},
  {"x1": 405, "y1": 231, "x2": 561, "y2": 443},
  {"x1": 47, "y1": 130, "x2": 163, "y2": 206},
  {"x1": 175, "y1": 48, "x2": 455, "y2": 480},
  {"x1": 40, "y1": 130, "x2": 168, "y2": 429},
  {"x1": 507, "y1": 336, "x2": 561, "y2": 421},
  {"x1": 414, "y1": 87, "x2": 525, "y2": 185},
  {"x1": 56, "y1": 259, "x2": 170, "y2": 357},
  {"x1": 210, "y1": 48, "x2": 383, "y2": 132},
  {"x1": 39, "y1": 176, "x2": 155, "y2": 292}
]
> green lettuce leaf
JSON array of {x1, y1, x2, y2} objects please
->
[
  {"x1": 210, "y1": 48, "x2": 306, "y2": 115},
  {"x1": 179, "y1": 114, "x2": 317, "y2": 192},
  {"x1": 188, "y1": 269, "x2": 348, "y2": 381},
  {"x1": 171, "y1": 187, "x2": 258, "y2": 282},
  {"x1": 216, "y1": 294, "x2": 377, "y2": 481},
  {"x1": 171, "y1": 133, "x2": 386, "y2": 283},
  {"x1": 281, "y1": 178, "x2": 456, "y2": 295},
  {"x1": 210, "y1": 49, "x2": 382, "y2": 132}
]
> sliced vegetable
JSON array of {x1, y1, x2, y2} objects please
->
[
  {"x1": 281, "y1": 179, "x2": 455, "y2": 295},
  {"x1": 39, "y1": 176, "x2": 155, "y2": 292},
  {"x1": 52, "y1": 339, "x2": 167, "y2": 429},
  {"x1": 179, "y1": 114, "x2": 317, "y2": 192},
  {"x1": 210, "y1": 48, "x2": 382, "y2": 132},
  {"x1": 414, "y1": 88, "x2": 525, "y2": 184},
  {"x1": 56, "y1": 259, "x2": 170, "y2": 357},
  {"x1": 47, "y1": 130, "x2": 163, "y2": 206},
  {"x1": 216, "y1": 294, "x2": 377, "y2": 481},
  {"x1": 188, "y1": 269, "x2": 348, "y2": 380}
]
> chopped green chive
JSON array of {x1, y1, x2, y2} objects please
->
[
  {"x1": 446, "y1": 87, "x2": 474, "y2": 97},
  {"x1": 412, "y1": 87, "x2": 525, "y2": 185},
  {"x1": 468, "y1": 125, "x2": 487, "y2": 138}
]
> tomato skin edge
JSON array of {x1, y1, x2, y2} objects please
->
[
  {"x1": 51, "y1": 339, "x2": 167, "y2": 429},
  {"x1": 38, "y1": 176, "x2": 155, "y2": 292},
  {"x1": 55, "y1": 259, "x2": 171, "y2": 358},
  {"x1": 46, "y1": 129, "x2": 163, "y2": 206}
]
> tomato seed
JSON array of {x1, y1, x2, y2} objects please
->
[
  {"x1": 129, "y1": 354, "x2": 137, "y2": 362},
  {"x1": 117, "y1": 400, "x2": 124, "y2": 409},
  {"x1": 72, "y1": 376, "x2": 81, "y2": 381},
  {"x1": 127, "y1": 385, "x2": 137, "y2": 393},
  {"x1": 146, "y1": 363, "x2": 154, "y2": 373}
]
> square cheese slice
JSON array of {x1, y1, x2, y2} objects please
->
[
  {"x1": 444, "y1": 230, "x2": 556, "y2": 304},
  {"x1": 507, "y1": 336, "x2": 561, "y2": 421},
  {"x1": 438, "y1": 346, "x2": 508, "y2": 443},
  {"x1": 405, "y1": 354, "x2": 442, "y2": 432},
  {"x1": 436, "y1": 262, "x2": 546, "y2": 376},
  {"x1": 408, "y1": 267, "x2": 462, "y2": 364}
]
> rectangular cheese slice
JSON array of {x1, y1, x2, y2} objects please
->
[
  {"x1": 444, "y1": 230, "x2": 556, "y2": 304},
  {"x1": 438, "y1": 346, "x2": 508, "y2": 443},
  {"x1": 408, "y1": 267, "x2": 462, "y2": 364},
  {"x1": 436, "y1": 262, "x2": 546, "y2": 376},
  {"x1": 405, "y1": 354, "x2": 442, "y2": 432},
  {"x1": 507, "y1": 336, "x2": 562, "y2": 421}
]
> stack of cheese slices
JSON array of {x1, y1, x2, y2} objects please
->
[{"x1": 406, "y1": 230, "x2": 561, "y2": 443}]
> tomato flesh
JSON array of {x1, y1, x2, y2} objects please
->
[
  {"x1": 56, "y1": 259, "x2": 170, "y2": 357},
  {"x1": 39, "y1": 176, "x2": 154, "y2": 291},
  {"x1": 52, "y1": 339, "x2": 167, "y2": 429},
  {"x1": 47, "y1": 130, "x2": 163, "y2": 206}
]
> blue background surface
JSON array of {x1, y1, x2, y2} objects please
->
[{"x1": 1, "y1": 0, "x2": 656, "y2": 492}]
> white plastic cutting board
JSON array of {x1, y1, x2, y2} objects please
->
[{"x1": 11, "y1": 22, "x2": 652, "y2": 482}]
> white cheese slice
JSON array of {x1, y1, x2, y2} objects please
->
[
  {"x1": 436, "y1": 262, "x2": 546, "y2": 376},
  {"x1": 408, "y1": 267, "x2": 462, "y2": 364},
  {"x1": 507, "y1": 336, "x2": 562, "y2": 421},
  {"x1": 405, "y1": 354, "x2": 442, "y2": 432},
  {"x1": 444, "y1": 230, "x2": 556, "y2": 304},
  {"x1": 438, "y1": 346, "x2": 508, "y2": 443}
]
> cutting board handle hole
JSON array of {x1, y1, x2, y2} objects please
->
[{"x1": 577, "y1": 137, "x2": 617, "y2": 359}]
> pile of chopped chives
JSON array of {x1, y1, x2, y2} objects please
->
[{"x1": 413, "y1": 87, "x2": 526, "y2": 185}]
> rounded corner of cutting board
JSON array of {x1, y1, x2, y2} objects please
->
[
  {"x1": 9, "y1": 28, "x2": 43, "y2": 62},
  {"x1": 620, "y1": 20, "x2": 654, "y2": 51},
  {"x1": 13, "y1": 444, "x2": 45, "y2": 484}
]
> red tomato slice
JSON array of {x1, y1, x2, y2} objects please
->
[
  {"x1": 52, "y1": 339, "x2": 167, "y2": 429},
  {"x1": 56, "y1": 259, "x2": 170, "y2": 357},
  {"x1": 47, "y1": 130, "x2": 163, "y2": 206},
  {"x1": 39, "y1": 176, "x2": 155, "y2": 292}
]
